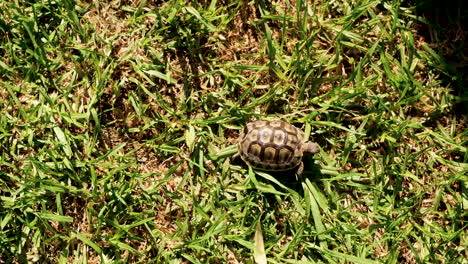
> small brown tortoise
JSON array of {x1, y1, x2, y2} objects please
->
[{"x1": 237, "y1": 120, "x2": 319, "y2": 176}]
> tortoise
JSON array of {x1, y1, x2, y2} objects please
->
[{"x1": 237, "y1": 120, "x2": 319, "y2": 176}]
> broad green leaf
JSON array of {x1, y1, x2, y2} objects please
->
[
  {"x1": 53, "y1": 127, "x2": 72, "y2": 157},
  {"x1": 254, "y1": 221, "x2": 267, "y2": 264},
  {"x1": 74, "y1": 233, "x2": 102, "y2": 254},
  {"x1": 37, "y1": 212, "x2": 73, "y2": 223},
  {"x1": 185, "y1": 125, "x2": 196, "y2": 152}
]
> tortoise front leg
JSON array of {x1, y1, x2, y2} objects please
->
[{"x1": 295, "y1": 161, "x2": 304, "y2": 180}]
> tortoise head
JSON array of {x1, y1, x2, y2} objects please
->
[{"x1": 303, "y1": 142, "x2": 319, "y2": 154}]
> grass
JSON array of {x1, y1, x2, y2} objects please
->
[{"x1": 0, "y1": 0, "x2": 466, "y2": 263}]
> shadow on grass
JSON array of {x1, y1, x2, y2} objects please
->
[
  {"x1": 250, "y1": 157, "x2": 325, "y2": 197},
  {"x1": 413, "y1": 0, "x2": 467, "y2": 114}
]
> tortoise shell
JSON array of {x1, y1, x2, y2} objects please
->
[{"x1": 237, "y1": 120, "x2": 318, "y2": 172}]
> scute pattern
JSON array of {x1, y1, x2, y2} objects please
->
[{"x1": 238, "y1": 120, "x2": 308, "y2": 171}]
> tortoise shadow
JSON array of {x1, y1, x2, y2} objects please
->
[
  {"x1": 255, "y1": 157, "x2": 326, "y2": 196},
  {"x1": 231, "y1": 152, "x2": 327, "y2": 196}
]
